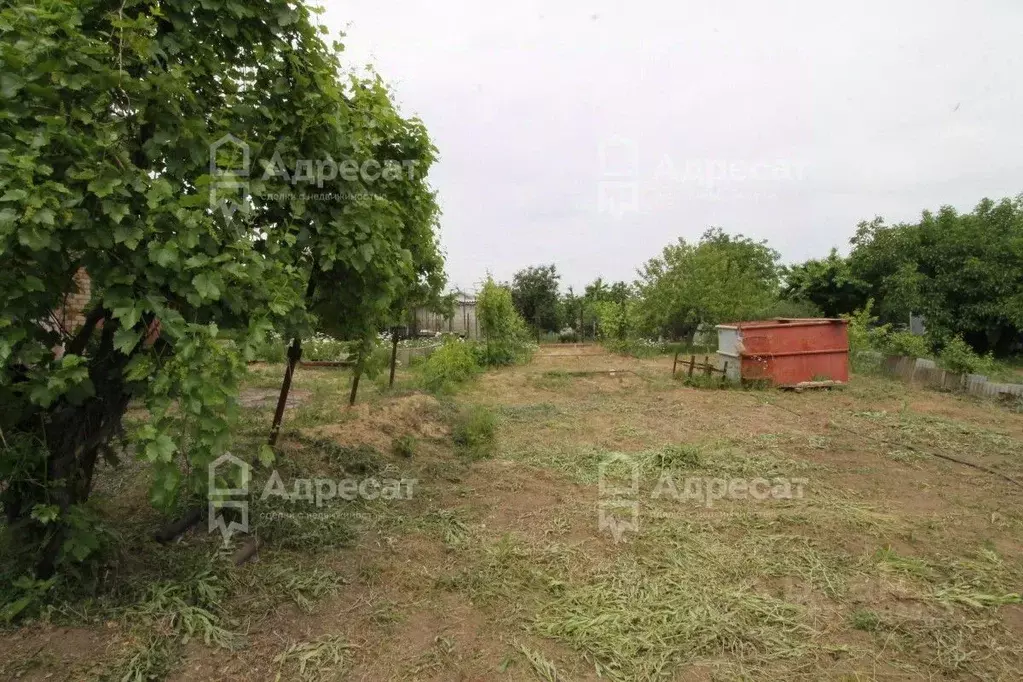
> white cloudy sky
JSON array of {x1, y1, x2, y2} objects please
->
[{"x1": 323, "y1": 0, "x2": 1023, "y2": 292}]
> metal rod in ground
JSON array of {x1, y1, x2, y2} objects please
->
[
  {"x1": 672, "y1": 350, "x2": 680, "y2": 377},
  {"x1": 721, "y1": 361, "x2": 728, "y2": 385},
  {"x1": 268, "y1": 336, "x2": 302, "y2": 446}
]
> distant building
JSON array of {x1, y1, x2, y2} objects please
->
[{"x1": 411, "y1": 290, "x2": 478, "y2": 339}]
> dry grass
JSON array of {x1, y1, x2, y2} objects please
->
[{"x1": 3, "y1": 345, "x2": 1022, "y2": 680}]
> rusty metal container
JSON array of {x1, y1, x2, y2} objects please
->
[{"x1": 716, "y1": 318, "x2": 849, "y2": 386}]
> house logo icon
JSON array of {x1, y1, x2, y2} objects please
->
[
  {"x1": 208, "y1": 452, "x2": 250, "y2": 544},
  {"x1": 209, "y1": 134, "x2": 250, "y2": 221},
  {"x1": 597, "y1": 452, "x2": 640, "y2": 543}
]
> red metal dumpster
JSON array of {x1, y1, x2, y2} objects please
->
[{"x1": 716, "y1": 318, "x2": 849, "y2": 386}]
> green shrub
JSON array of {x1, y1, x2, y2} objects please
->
[
  {"x1": 843, "y1": 300, "x2": 890, "y2": 355},
  {"x1": 938, "y1": 336, "x2": 995, "y2": 376},
  {"x1": 391, "y1": 435, "x2": 417, "y2": 458},
  {"x1": 451, "y1": 405, "x2": 497, "y2": 459},
  {"x1": 557, "y1": 328, "x2": 580, "y2": 343},
  {"x1": 605, "y1": 338, "x2": 671, "y2": 358},
  {"x1": 303, "y1": 334, "x2": 354, "y2": 362},
  {"x1": 418, "y1": 339, "x2": 481, "y2": 393},
  {"x1": 881, "y1": 330, "x2": 930, "y2": 358},
  {"x1": 477, "y1": 277, "x2": 533, "y2": 366},
  {"x1": 250, "y1": 332, "x2": 288, "y2": 363}
]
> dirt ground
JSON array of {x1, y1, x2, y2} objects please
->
[{"x1": 2, "y1": 345, "x2": 1021, "y2": 681}]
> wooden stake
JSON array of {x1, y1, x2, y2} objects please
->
[
  {"x1": 268, "y1": 336, "x2": 301, "y2": 446},
  {"x1": 267, "y1": 264, "x2": 317, "y2": 446},
  {"x1": 388, "y1": 328, "x2": 399, "y2": 388}
]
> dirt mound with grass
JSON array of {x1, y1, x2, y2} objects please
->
[{"x1": 309, "y1": 392, "x2": 450, "y2": 453}]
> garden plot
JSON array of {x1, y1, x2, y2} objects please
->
[{"x1": 2, "y1": 346, "x2": 1021, "y2": 681}]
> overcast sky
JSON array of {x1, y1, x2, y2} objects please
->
[{"x1": 324, "y1": 1, "x2": 1023, "y2": 292}]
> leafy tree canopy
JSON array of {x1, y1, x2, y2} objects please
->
[
  {"x1": 636, "y1": 228, "x2": 780, "y2": 340},
  {"x1": 0, "y1": 0, "x2": 444, "y2": 575},
  {"x1": 782, "y1": 248, "x2": 868, "y2": 318},
  {"x1": 511, "y1": 264, "x2": 562, "y2": 333}
]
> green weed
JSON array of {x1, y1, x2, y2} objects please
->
[
  {"x1": 391, "y1": 434, "x2": 417, "y2": 458},
  {"x1": 451, "y1": 405, "x2": 497, "y2": 459}
]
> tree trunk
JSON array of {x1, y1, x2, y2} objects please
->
[
  {"x1": 3, "y1": 317, "x2": 134, "y2": 578},
  {"x1": 349, "y1": 336, "x2": 370, "y2": 406}
]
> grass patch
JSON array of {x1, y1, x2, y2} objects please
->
[
  {"x1": 451, "y1": 405, "x2": 498, "y2": 460},
  {"x1": 848, "y1": 608, "x2": 882, "y2": 632},
  {"x1": 391, "y1": 434, "x2": 417, "y2": 458}
]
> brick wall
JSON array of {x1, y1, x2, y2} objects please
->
[
  {"x1": 54, "y1": 267, "x2": 92, "y2": 336},
  {"x1": 42, "y1": 268, "x2": 91, "y2": 358}
]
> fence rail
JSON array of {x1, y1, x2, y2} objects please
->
[
  {"x1": 672, "y1": 353, "x2": 729, "y2": 382},
  {"x1": 858, "y1": 351, "x2": 1023, "y2": 401}
]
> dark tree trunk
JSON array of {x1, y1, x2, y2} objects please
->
[
  {"x1": 2, "y1": 315, "x2": 134, "y2": 578},
  {"x1": 349, "y1": 337, "x2": 370, "y2": 406}
]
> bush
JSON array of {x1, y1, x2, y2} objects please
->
[
  {"x1": 247, "y1": 333, "x2": 357, "y2": 364},
  {"x1": 451, "y1": 405, "x2": 497, "y2": 459},
  {"x1": 304, "y1": 334, "x2": 354, "y2": 362},
  {"x1": 881, "y1": 330, "x2": 930, "y2": 358},
  {"x1": 558, "y1": 328, "x2": 579, "y2": 343},
  {"x1": 843, "y1": 300, "x2": 890, "y2": 355},
  {"x1": 250, "y1": 332, "x2": 288, "y2": 363},
  {"x1": 418, "y1": 339, "x2": 480, "y2": 393},
  {"x1": 604, "y1": 338, "x2": 671, "y2": 358},
  {"x1": 939, "y1": 336, "x2": 995, "y2": 375},
  {"x1": 477, "y1": 277, "x2": 532, "y2": 366}
]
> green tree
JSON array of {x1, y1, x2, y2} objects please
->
[
  {"x1": 847, "y1": 217, "x2": 923, "y2": 325},
  {"x1": 0, "y1": 0, "x2": 442, "y2": 576},
  {"x1": 580, "y1": 277, "x2": 631, "y2": 338},
  {"x1": 636, "y1": 229, "x2": 780, "y2": 340},
  {"x1": 849, "y1": 197, "x2": 1023, "y2": 354},
  {"x1": 510, "y1": 264, "x2": 563, "y2": 333},
  {"x1": 782, "y1": 249, "x2": 868, "y2": 317},
  {"x1": 477, "y1": 276, "x2": 529, "y2": 365}
]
